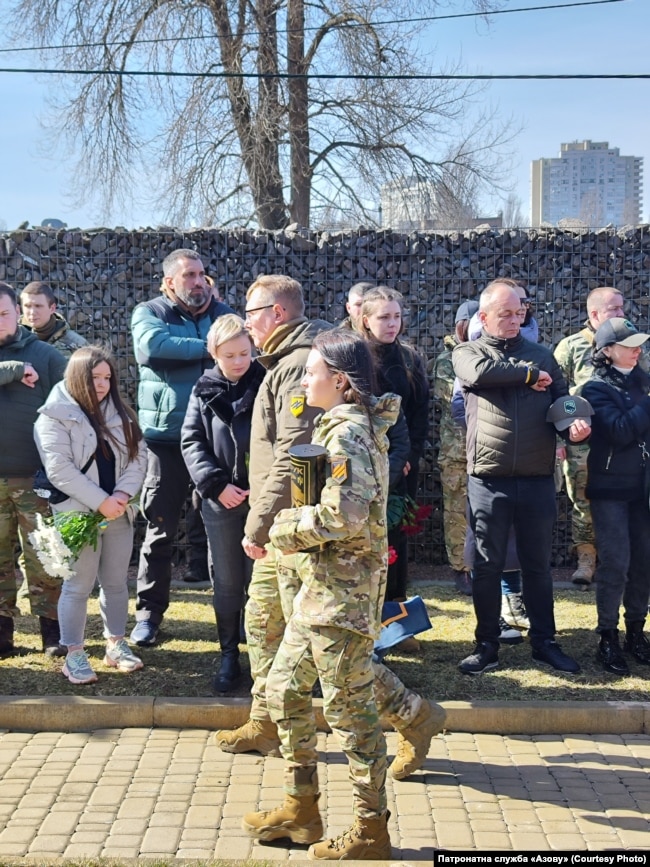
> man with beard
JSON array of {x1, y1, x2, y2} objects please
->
[
  {"x1": 130, "y1": 249, "x2": 234, "y2": 646},
  {"x1": 0, "y1": 282, "x2": 67, "y2": 657}
]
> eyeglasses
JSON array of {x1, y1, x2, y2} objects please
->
[{"x1": 244, "y1": 304, "x2": 274, "y2": 317}]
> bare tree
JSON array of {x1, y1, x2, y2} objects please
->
[
  {"x1": 579, "y1": 189, "x2": 605, "y2": 227},
  {"x1": 11, "y1": 0, "x2": 513, "y2": 229},
  {"x1": 500, "y1": 192, "x2": 525, "y2": 228}
]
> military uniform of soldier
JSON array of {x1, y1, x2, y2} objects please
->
[
  {"x1": 243, "y1": 330, "x2": 397, "y2": 859},
  {"x1": 554, "y1": 287, "x2": 643, "y2": 588},
  {"x1": 20, "y1": 281, "x2": 87, "y2": 359},
  {"x1": 216, "y1": 277, "x2": 443, "y2": 792},
  {"x1": 432, "y1": 300, "x2": 478, "y2": 595},
  {"x1": 0, "y1": 282, "x2": 67, "y2": 658}
]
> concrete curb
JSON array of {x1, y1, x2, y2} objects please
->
[{"x1": 1, "y1": 696, "x2": 649, "y2": 734}]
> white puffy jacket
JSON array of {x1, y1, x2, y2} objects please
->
[{"x1": 34, "y1": 381, "x2": 147, "y2": 517}]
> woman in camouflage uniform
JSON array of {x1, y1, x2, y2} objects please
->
[{"x1": 242, "y1": 329, "x2": 399, "y2": 861}]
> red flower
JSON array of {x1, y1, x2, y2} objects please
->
[
  {"x1": 387, "y1": 545, "x2": 398, "y2": 565},
  {"x1": 401, "y1": 499, "x2": 433, "y2": 536}
]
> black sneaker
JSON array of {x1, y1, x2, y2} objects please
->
[
  {"x1": 499, "y1": 617, "x2": 524, "y2": 646},
  {"x1": 532, "y1": 640, "x2": 580, "y2": 673},
  {"x1": 458, "y1": 642, "x2": 499, "y2": 675}
]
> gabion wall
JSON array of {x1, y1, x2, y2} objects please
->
[{"x1": 2, "y1": 224, "x2": 649, "y2": 568}]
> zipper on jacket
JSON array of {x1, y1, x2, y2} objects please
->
[{"x1": 605, "y1": 448, "x2": 614, "y2": 471}]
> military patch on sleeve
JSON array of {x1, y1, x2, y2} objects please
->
[
  {"x1": 329, "y1": 456, "x2": 349, "y2": 484},
  {"x1": 290, "y1": 395, "x2": 305, "y2": 417}
]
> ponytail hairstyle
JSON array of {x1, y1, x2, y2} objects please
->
[
  {"x1": 313, "y1": 329, "x2": 381, "y2": 441},
  {"x1": 64, "y1": 345, "x2": 143, "y2": 462}
]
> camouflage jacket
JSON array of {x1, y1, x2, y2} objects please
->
[
  {"x1": 269, "y1": 394, "x2": 400, "y2": 639},
  {"x1": 433, "y1": 334, "x2": 466, "y2": 465},
  {"x1": 23, "y1": 312, "x2": 88, "y2": 360},
  {"x1": 553, "y1": 323, "x2": 596, "y2": 393}
]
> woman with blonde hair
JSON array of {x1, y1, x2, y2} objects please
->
[
  {"x1": 357, "y1": 287, "x2": 430, "y2": 608},
  {"x1": 182, "y1": 314, "x2": 265, "y2": 693},
  {"x1": 35, "y1": 345, "x2": 147, "y2": 684}
]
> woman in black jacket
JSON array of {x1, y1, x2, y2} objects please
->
[
  {"x1": 582, "y1": 317, "x2": 650, "y2": 675},
  {"x1": 357, "y1": 287, "x2": 430, "y2": 608},
  {"x1": 181, "y1": 314, "x2": 265, "y2": 693}
]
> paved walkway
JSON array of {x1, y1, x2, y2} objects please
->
[{"x1": 1, "y1": 726, "x2": 649, "y2": 861}]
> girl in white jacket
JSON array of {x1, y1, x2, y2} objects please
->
[{"x1": 35, "y1": 346, "x2": 148, "y2": 684}]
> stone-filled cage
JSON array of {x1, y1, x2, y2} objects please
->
[{"x1": 2, "y1": 224, "x2": 649, "y2": 570}]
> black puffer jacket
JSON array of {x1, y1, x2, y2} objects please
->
[
  {"x1": 181, "y1": 361, "x2": 265, "y2": 502},
  {"x1": 583, "y1": 364, "x2": 650, "y2": 502},
  {"x1": 453, "y1": 331, "x2": 569, "y2": 477}
]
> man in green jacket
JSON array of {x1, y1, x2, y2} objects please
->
[{"x1": 0, "y1": 282, "x2": 67, "y2": 657}]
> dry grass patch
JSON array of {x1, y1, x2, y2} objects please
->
[{"x1": 1, "y1": 582, "x2": 649, "y2": 702}]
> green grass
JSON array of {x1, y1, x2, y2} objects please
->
[{"x1": 1, "y1": 582, "x2": 649, "y2": 701}]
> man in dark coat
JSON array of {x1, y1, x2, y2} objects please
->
[
  {"x1": 453, "y1": 280, "x2": 590, "y2": 676},
  {"x1": 0, "y1": 282, "x2": 67, "y2": 657}
]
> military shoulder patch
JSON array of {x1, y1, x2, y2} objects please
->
[
  {"x1": 329, "y1": 456, "x2": 349, "y2": 484},
  {"x1": 290, "y1": 395, "x2": 305, "y2": 417}
]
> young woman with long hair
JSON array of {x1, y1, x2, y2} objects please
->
[
  {"x1": 242, "y1": 328, "x2": 400, "y2": 860},
  {"x1": 35, "y1": 345, "x2": 147, "y2": 684},
  {"x1": 357, "y1": 286, "x2": 430, "y2": 607}
]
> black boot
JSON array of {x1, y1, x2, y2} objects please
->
[
  {"x1": 39, "y1": 617, "x2": 67, "y2": 658},
  {"x1": 213, "y1": 611, "x2": 242, "y2": 694},
  {"x1": 623, "y1": 622, "x2": 650, "y2": 665},
  {"x1": 596, "y1": 629, "x2": 629, "y2": 675},
  {"x1": 0, "y1": 616, "x2": 15, "y2": 659}
]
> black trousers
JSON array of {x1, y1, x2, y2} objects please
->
[{"x1": 467, "y1": 475, "x2": 557, "y2": 649}]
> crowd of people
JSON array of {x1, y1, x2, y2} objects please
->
[{"x1": 1, "y1": 254, "x2": 650, "y2": 858}]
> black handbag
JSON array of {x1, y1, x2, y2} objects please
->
[{"x1": 33, "y1": 453, "x2": 96, "y2": 504}]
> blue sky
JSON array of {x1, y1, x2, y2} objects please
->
[{"x1": 0, "y1": 0, "x2": 646, "y2": 229}]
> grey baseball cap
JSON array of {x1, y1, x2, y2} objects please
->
[
  {"x1": 595, "y1": 318, "x2": 650, "y2": 351},
  {"x1": 455, "y1": 300, "x2": 479, "y2": 324},
  {"x1": 546, "y1": 395, "x2": 594, "y2": 431}
]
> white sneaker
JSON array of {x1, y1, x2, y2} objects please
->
[
  {"x1": 105, "y1": 638, "x2": 144, "y2": 673},
  {"x1": 63, "y1": 649, "x2": 98, "y2": 684},
  {"x1": 501, "y1": 593, "x2": 530, "y2": 630}
]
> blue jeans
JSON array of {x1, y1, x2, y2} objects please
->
[
  {"x1": 591, "y1": 498, "x2": 650, "y2": 631},
  {"x1": 135, "y1": 442, "x2": 190, "y2": 625},
  {"x1": 201, "y1": 498, "x2": 251, "y2": 616},
  {"x1": 468, "y1": 475, "x2": 557, "y2": 649}
]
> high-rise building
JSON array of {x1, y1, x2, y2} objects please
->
[{"x1": 531, "y1": 140, "x2": 643, "y2": 227}]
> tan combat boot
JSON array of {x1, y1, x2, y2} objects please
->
[
  {"x1": 243, "y1": 794, "x2": 323, "y2": 844},
  {"x1": 571, "y1": 543, "x2": 596, "y2": 589},
  {"x1": 308, "y1": 811, "x2": 391, "y2": 860},
  {"x1": 389, "y1": 698, "x2": 445, "y2": 780},
  {"x1": 214, "y1": 718, "x2": 281, "y2": 757}
]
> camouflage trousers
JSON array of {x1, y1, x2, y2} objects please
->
[
  {"x1": 267, "y1": 616, "x2": 387, "y2": 818},
  {"x1": 439, "y1": 458, "x2": 469, "y2": 571},
  {"x1": 247, "y1": 547, "x2": 427, "y2": 736},
  {"x1": 0, "y1": 477, "x2": 61, "y2": 620},
  {"x1": 562, "y1": 443, "x2": 595, "y2": 547},
  {"x1": 245, "y1": 544, "x2": 302, "y2": 720}
]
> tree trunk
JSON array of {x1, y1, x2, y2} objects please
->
[{"x1": 287, "y1": 0, "x2": 311, "y2": 227}]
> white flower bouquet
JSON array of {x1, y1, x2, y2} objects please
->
[{"x1": 29, "y1": 511, "x2": 109, "y2": 581}]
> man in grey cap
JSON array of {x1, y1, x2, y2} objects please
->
[{"x1": 432, "y1": 299, "x2": 479, "y2": 595}]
